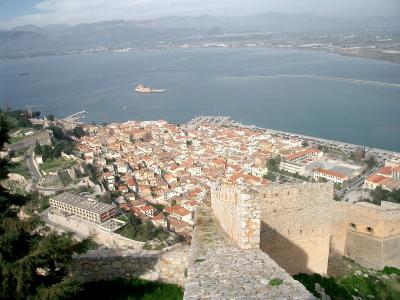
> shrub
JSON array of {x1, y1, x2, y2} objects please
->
[
  {"x1": 77, "y1": 278, "x2": 183, "y2": 300},
  {"x1": 269, "y1": 278, "x2": 283, "y2": 286}
]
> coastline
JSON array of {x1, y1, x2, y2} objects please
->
[
  {"x1": 1, "y1": 45, "x2": 399, "y2": 65},
  {"x1": 185, "y1": 116, "x2": 400, "y2": 158}
]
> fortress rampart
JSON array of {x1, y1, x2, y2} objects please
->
[
  {"x1": 210, "y1": 182, "x2": 333, "y2": 275},
  {"x1": 330, "y1": 201, "x2": 400, "y2": 270},
  {"x1": 211, "y1": 183, "x2": 260, "y2": 249},
  {"x1": 71, "y1": 244, "x2": 189, "y2": 286},
  {"x1": 210, "y1": 181, "x2": 400, "y2": 276},
  {"x1": 258, "y1": 183, "x2": 332, "y2": 275},
  {"x1": 183, "y1": 207, "x2": 313, "y2": 299},
  {"x1": 62, "y1": 181, "x2": 400, "y2": 300}
]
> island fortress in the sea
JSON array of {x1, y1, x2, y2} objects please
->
[{"x1": 134, "y1": 84, "x2": 166, "y2": 93}]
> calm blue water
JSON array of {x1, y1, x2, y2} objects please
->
[{"x1": 1, "y1": 48, "x2": 400, "y2": 151}]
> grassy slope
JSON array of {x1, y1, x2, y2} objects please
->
[
  {"x1": 41, "y1": 158, "x2": 76, "y2": 172},
  {"x1": 294, "y1": 266, "x2": 400, "y2": 300},
  {"x1": 76, "y1": 278, "x2": 183, "y2": 300}
]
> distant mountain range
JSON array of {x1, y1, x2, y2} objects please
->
[{"x1": 1, "y1": 13, "x2": 399, "y2": 59}]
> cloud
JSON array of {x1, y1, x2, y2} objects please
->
[{"x1": 3, "y1": 0, "x2": 157, "y2": 26}]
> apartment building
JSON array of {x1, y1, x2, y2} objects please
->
[{"x1": 50, "y1": 192, "x2": 116, "y2": 224}]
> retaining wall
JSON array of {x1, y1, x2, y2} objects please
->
[
  {"x1": 72, "y1": 244, "x2": 189, "y2": 285},
  {"x1": 47, "y1": 210, "x2": 144, "y2": 250}
]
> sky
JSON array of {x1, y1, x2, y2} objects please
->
[{"x1": 0, "y1": 0, "x2": 399, "y2": 29}]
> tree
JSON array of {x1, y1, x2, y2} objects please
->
[
  {"x1": 263, "y1": 172, "x2": 276, "y2": 181},
  {"x1": 266, "y1": 156, "x2": 281, "y2": 173},
  {"x1": 49, "y1": 125, "x2": 67, "y2": 141},
  {"x1": 1, "y1": 109, "x2": 30, "y2": 128},
  {"x1": 0, "y1": 112, "x2": 93, "y2": 299},
  {"x1": 35, "y1": 141, "x2": 43, "y2": 155},
  {"x1": 153, "y1": 204, "x2": 165, "y2": 212},
  {"x1": 32, "y1": 111, "x2": 41, "y2": 119},
  {"x1": 365, "y1": 155, "x2": 378, "y2": 169},
  {"x1": 41, "y1": 145, "x2": 54, "y2": 162},
  {"x1": 72, "y1": 126, "x2": 85, "y2": 138},
  {"x1": 46, "y1": 114, "x2": 55, "y2": 121},
  {"x1": 128, "y1": 213, "x2": 142, "y2": 233},
  {"x1": 370, "y1": 187, "x2": 400, "y2": 205},
  {"x1": 140, "y1": 220, "x2": 154, "y2": 241},
  {"x1": 350, "y1": 147, "x2": 365, "y2": 163},
  {"x1": 301, "y1": 141, "x2": 309, "y2": 147}
]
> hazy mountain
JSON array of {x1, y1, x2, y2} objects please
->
[
  {"x1": 1, "y1": 12, "x2": 398, "y2": 58},
  {"x1": 140, "y1": 15, "x2": 222, "y2": 30}
]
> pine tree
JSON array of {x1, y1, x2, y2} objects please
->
[{"x1": 0, "y1": 112, "x2": 93, "y2": 299}]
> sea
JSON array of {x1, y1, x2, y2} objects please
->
[{"x1": 1, "y1": 48, "x2": 400, "y2": 151}]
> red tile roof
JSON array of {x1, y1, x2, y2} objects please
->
[
  {"x1": 173, "y1": 206, "x2": 191, "y2": 217},
  {"x1": 315, "y1": 168, "x2": 347, "y2": 179},
  {"x1": 287, "y1": 148, "x2": 321, "y2": 161}
]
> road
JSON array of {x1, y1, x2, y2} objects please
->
[
  {"x1": 7, "y1": 131, "x2": 51, "y2": 152},
  {"x1": 337, "y1": 161, "x2": 383, "y2": 198},
  {"x1": 26, "y1": 146, "x2": 41, "y2": 190},
  {"x1": 26, "y1": 147, "x2": 66, "y2": 192}
]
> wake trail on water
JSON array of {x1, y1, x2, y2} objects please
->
[{"x1": 224, "y1": 75, "x2": 400, "y2": 88}]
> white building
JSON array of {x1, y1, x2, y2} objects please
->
[
  {"x1": 279, "y1": 161, "x2": 306, "y2": 176},
  {"x1": 50, "y1": 192, "x2": 116, "y2": 224},
  {"x1": 313, "y1": 168, "x2": 348, "y2": 184}
]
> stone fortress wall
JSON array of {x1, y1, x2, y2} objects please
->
[
  {"x1": 258, "y1": 183, "x2": 332, "y2": 275},
  {"x1": 210, "y1": 182, "x2": 400, "y2": 276},
  {"x1": 183, "y1": 207, "x2": 313, "y2": 300},
  {"x1": 211, "y1": 182, "x2": 332, "y2": 276},
  {"x1": 330, "y1": 201, "x2": 400, "y2": 270},
  {"x1": 71, "y1": 244, "x2": 189, "y2": 286},
  {"x1": 210, "y1": 183, "x2": 260, "y2": 249},
  {"x1": 47, "y1": 210, "x2": 145, "y2": 250},
  {"x1": 50, "y1": 179, "x2": 399, "y2": 299}
]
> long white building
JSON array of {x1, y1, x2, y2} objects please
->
[{"x1": 50, "y1": 192, "x2": 116, "y2": 224}]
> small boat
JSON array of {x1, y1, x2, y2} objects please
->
[
  {"x1": 17, "y1": 72, "x2": 29, "y2": 76},
  {"x1": 134, "y1": 84, "x2": 166, "y2": 93}
]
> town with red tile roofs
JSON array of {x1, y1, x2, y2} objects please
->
[{"x1": 7, "y1": 113, "x2": 400, "y2": 250}]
